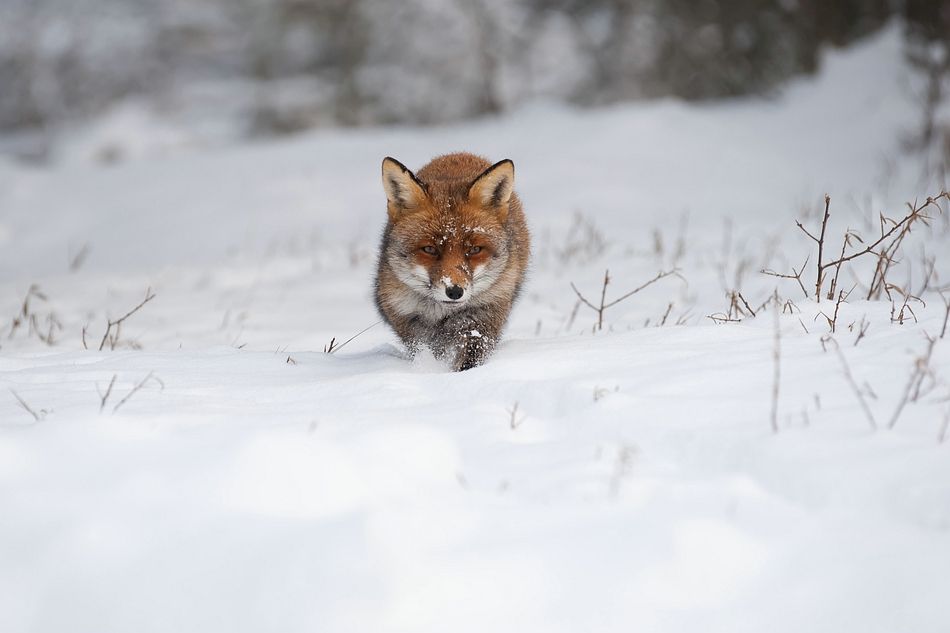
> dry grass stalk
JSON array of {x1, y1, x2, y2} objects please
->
[
  {"x1": 6, "y1": 284, "x2": 60, "y2": 346},
  {"x1": 322, "y1": 321, "x2": 379, "y2": 354}
]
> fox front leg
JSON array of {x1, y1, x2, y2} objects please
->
[
  {"x1": 452, "y1": 327, "x2": 496, "y2": 371},
  {"x1": 442, "y1": 315, "x2": 498, "y2": 371},
  {"x1": 433, "y1": 308, "x2": 500, "y2": 371}
]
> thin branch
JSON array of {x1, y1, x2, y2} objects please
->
[
  {"x1": 9, "y1": 388, "x2": 43, "y2": 422},
  {"x1": 830, "y1": 340, "x2": 877, "y2": 431},
  {"x1": 822, "y1": 193, "x2": 947, "y2": 295},
  {"x1": 98, "y1": 288, "x2": 156, "y2": 351},
  {"x1": 507, "y1": 401, "x2": 526, "y2": 429},
  {"x1": 770, "y1": 306, "x2": 780, "y2": 434},
  {"x1": 853, "y1": 316, "x2": 870, "y2": 347},
  {"x1": 603, "y1": 270, "x2": 681, "y2": 309},
  {"x1": 571, "y1": 269, "x2": 681, "y2": 331},
  {"x1": 97, "y1": 374, "x2": 117, "y2": 413},
  {"x1": 813, "y1": 194, "x2": 831, "y2": 300},
  {"x1": 889, "y1": 335, "x2": 937, "y2": 430},
  {"x1": 761, "y1": 255, "x2": 809, "y2": 299},
  {"x1": 598, "y1": 269, "x2": 610, "y2": 330},
  {"x1": 795, "y1": 221, "x2": 820, "y2": 244},
  {"x1": 940, "y1": 292, "x2": 950, "y2": 340},
  {"x1": 737, "y1": 291, "x2": 756, "y2": 317},
  {"x1": 569, "y1": 282, "x2": 599, "y2": 311},
  {"x1": 112, "y1": 372, "x2": 164, "y2": 414},
  {"x1": 657, "y1": 302, "x2": 674, "y2": 326}
]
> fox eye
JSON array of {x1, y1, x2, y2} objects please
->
[
  {"x1": 421, "y1": 246, "x2": 438, "y2": 255},
  {"x1": 468, "y1": 246, "x2": 482, "y2": 255}
]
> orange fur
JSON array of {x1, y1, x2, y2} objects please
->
[{"x1": 375, "y1": 152, "x2": 531, "y2": 370}]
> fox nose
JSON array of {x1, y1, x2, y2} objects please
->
[{"x1": 445, "y1": 285, "x2": 464, "y2": 301}]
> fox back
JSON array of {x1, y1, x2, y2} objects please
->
[{"x1": 374, "y1": 152, "x2": 530, "y2": 371}]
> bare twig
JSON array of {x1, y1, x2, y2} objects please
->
[
  {"x1": 98, "y1": 287, "x2": 156, "y2": 351},
  {"x1": 707, "y1": 313, "x2": 743, "y2": 324},
  {"x1": 598, "y1": 269, "x2": 610, "y2": 328},
  {"x1": 761, "y1": 255, "x2": 810, "y2": 299},
  {"x1": 112, "y1": 372, "x2": 164, "y2": 414},
  {"x1": 97, "y1": 374, "x2": 117, "y2": 413},
  {"x1": 795, "y1": 194, "x2": 831, "y2": 300},
  {"x1": 918, "y1": 254, "x2": 937, "y2": 297},
  {"x1": 770, "y1": 306, "x2": 780, "y2": 434},
  {"x1": 814, "y1": 194, "x2": 831, "y2": 298},
  {"x1": 737, "y1": 291, "x2": 756, "y2": 317},
  {"x1": 571, "y1": 269, "x2": 681, "y2": 331},
  {"x1": 826, "y1": 231, "x2": 862, "y2": 299},
  {"x1": 891, "y1": 286, "x2": 923, "y2": 325},
  {"x1": 889, "y1": 335, "x2": 938, "y2": 430},
  {"x1": 939, "y1": 292, "x2": 950, "y2": 339},
  {"x1": 564, "y1": 298, "x2": 582, "y2": 332},
  {"x1": 609, "y1": 444, "x2": 637, "y2": 499},
  {"x1": 507, "y1": 402, "x2": 526, "y2": 429},
  {"x1": 852, "y1": 316, "x2": 870, "y2": 347},
  {"x1": 9, "y1": 388, "x2": 45, "y2": 422},
  {"x1": 830, "y1": 340, "x2": 877, "y2": 430},
  {"x1": 68, "y1": 244, "x2": 91, "y2": 272},
  {"x1": 792, "y1": 192, "x2": 947, "y2": 302},
  {"x1": 604, "y1": 270, "x2": 682, "y2": 309}
]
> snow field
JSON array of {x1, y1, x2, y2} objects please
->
[{"x1": 1, "y1": 25, "x2": 949, "y2": 633}]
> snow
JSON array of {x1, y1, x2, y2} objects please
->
[{"x1": 2, "y1": 25, "x2": 950, "y2": 633}]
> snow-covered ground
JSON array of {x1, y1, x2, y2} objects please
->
[{"x1": 2, "y1": 25, "x2": 949, "y2": 633}]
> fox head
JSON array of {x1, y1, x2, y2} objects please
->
[{"x1": 381, "y1": 156, "x2": 515, "y2": 309}]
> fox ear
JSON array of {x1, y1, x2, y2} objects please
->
[
  {"x1": 382, "y1": 157, "x2": 427, "y2": 220},
  {"x1": 468, "y1": 159, "x2": 514, "y2": 221}
]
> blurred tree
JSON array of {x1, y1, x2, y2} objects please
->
[{"x1": 0, "y1": 0, "x2": 943, "y2": 148}]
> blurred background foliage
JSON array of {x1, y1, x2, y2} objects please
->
[{"x1": 0, "y1": 0, "x2": 947, "y2": 157}]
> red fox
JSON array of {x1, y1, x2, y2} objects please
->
[{"x1": 374, "y1": 152, "x2": 531, "y2": 371}]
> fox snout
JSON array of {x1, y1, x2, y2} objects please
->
[{"x1": 435, "y1": 270, "x2": 470, "y2": 303}]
